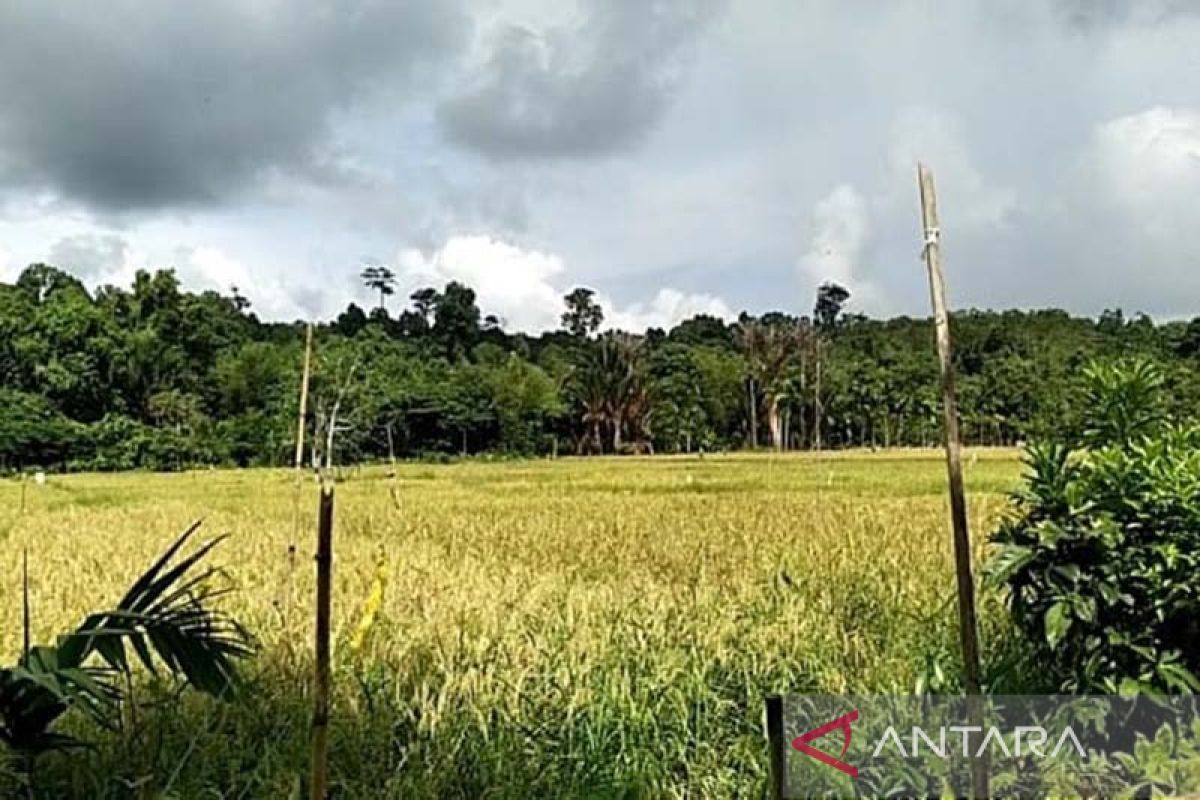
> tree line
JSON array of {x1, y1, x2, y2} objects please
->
[{"x1": 3, "y1": 262, "x2": 1199, "y2": 471}]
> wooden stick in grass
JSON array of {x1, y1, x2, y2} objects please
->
[
  {"x1": 22, "y1": 548, "x2": 30, "y2": 662},
  {"x1": 286, "y1": 322, "x2": 315, "y2": 641},
  {"x1": 385, "y1": 422, "x2": 401, "y2": 511},
  {"x1": 294, "y1": 323, "x2": 314, "y2": 472},
  {"x1": 310, "y1": 481, "x2": 334, "y2": 799},
  {"x1": 917, "y1": 163, "x2": 988, "y2": 799}
]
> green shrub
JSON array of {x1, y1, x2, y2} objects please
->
[
  {"x1": 0, "y1": 389, "x2": 79, "y2": 469},
  {"x1": 989, "y1": 360, "x2": 1200, "y2": 693},
  {"x1": 71, "y1": 415, "x2": 214, "y2": 472}
]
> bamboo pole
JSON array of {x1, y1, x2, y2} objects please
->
[
  {"x1": 295, "y1": 323, "x2": 314, "y2": 471},
  {"x1": 385, "y1": 423, "x2": 401, "y2": 511},
  {"x1": 310, "y1": 482, "x2": 334, "y2": 800},
  {"x1": 287, "y1": 323, "x2": 315, "y2": 643},
  {"x1": 918, "y1": 163, "x2": 987, "y2": 799},
  {"x1": 22, "y1": 549, "x2": 30, "y2": 662}
]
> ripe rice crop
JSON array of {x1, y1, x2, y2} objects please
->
[{"x1": 0, "y1": 450, "x2": 1021, "y2": 798}]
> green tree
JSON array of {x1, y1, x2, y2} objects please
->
[
  {"x1": 484, "y1": 353, "x2": 562, "y2": 453},
  {"x1": 334, "y1": 303, "x2": 369, "y2": 337},
  {"x1": 736, "y1": 317, "x2": 801, "y2": 450},
  {"x1": 649, "y1": 344, "x2": 708, "y2": 452},
  {"x1": 433, "y1": 282, "x2": 481, "y2": 361},
  {"x1": 561, "y1": 287, "x2": 604, "y2": 338},
  {"x1": 0, "y1": 390, "x2": 77, "y2": 469},
  {"x1": 813, "y1": 281, "x2": 850, "y2": 333},
  {"x1": 570, "y1": 334, "x2": 650, "y2": 454},
  {"x1": 360, "y1": 264, "x2": 396, "y2": 311}
]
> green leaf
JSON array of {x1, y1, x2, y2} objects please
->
[
  {"x1": 986, "y1": 544, "x2": 1035, "y2": 586},
  {"x1": 1051, "y1": 564, "x2": 1081, "y2": 583},
  {"x1": 1157, "y1": 662, "x2": 1200, "y2": 693},
  {"x1": 1045, "y1": 601, "x2": 1072, "y2": 648},
  {"x1": 1073, "y1": 595, "x2": 1097, "y2": 623}
]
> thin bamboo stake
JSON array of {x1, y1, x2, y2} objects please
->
[
  {"x1": 324, "y1": 398, "x2": 341, "y2": 472},
  {"x1": 294, "y1": 323, "x2": 314, "y2": 471},
  {"x1": 310, "y1": 482, "x2": 334, "y2": 800},
  {"x1": 385, "y1": 422, "x2": 401, "y2": 511},
  {"x1": 22, "y1": 548, "x2": 30, "y2": 662},
  {"x1": 918, "y1": 163, "x2": 988, "y2": 799},
  {"x1": 287, "y1": 323, "x2": 315, "y2": 646}
]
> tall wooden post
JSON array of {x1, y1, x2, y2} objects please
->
[
  {"x1": 310, "y1": 482, "x2": 334, "y2": 799},
  {"x1": 294, "y1": 323, "x2": 314, "y2": 471},
  {"x1": 22, "y1": 549, "x2": 30, "y2": 662},
  {"x1": 288, "y1": 323, "x2": 316, "y2": 639},
  {"x1": 918, "y1": 164, "x2": 987, "y2": 799}
]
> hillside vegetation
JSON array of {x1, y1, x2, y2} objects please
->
[{"x1": 4, "y1": 264, "x2": 1200, "y2": 471}]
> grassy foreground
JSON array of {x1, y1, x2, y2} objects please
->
[{"x1": 1, "y1": 450, "x2": 1023, "y2": 798}]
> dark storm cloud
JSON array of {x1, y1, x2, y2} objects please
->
[
  {"x1": 4, "y1": 0, "x2": 1200, "y2": 324},
  {"x1": 438, "y1": 0, "x2": 724, "y2": 159},
  {"x1": 0, "y1": 1, "x2": 468, "y2": 211}
]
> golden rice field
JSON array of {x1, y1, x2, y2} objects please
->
[{"x1": 0, "y1": 450, "x2": 1024, "y2": 798}]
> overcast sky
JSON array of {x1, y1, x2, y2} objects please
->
[{"x1": 1, "y1": 0, "x2": 1198, "y2": 330}]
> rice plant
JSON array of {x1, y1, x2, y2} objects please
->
[
  {"x1": 1, "y1": 522, "x2": 251, "y2": 795},
  {"x1": 0, "y1": 451, "x2": 1021, "y2": 798}
]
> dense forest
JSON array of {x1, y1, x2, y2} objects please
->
[{"x1": 3, "y1": 262, "x2": 1200, "y2": 471}]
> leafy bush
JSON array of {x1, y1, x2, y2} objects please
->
[
  {"x1": 989, "y1": 360, "x2": 1200, "y2": 692},
  {"x1": 70, "y1": 415, "x2": 215, "y2": 472},
  {"x1": 0, "y1": 389, "x2": 80, "y2": 470},
  {"x1": 1076, "y1": 359, "x2": 1167, "y2": 449}
]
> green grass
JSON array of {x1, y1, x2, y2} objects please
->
[{"x1": 0, "y1": 449, "x2": 1025, "y2": 798}]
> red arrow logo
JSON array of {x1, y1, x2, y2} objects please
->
[{"x1": 791, "y1": 709, "x2": 859, "y2": 778}]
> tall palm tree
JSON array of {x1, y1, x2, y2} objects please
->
[
  {"x1": 737, "y1": 318, "x2": 803, "y2": 450},
  {"x1": 571, "y1": 334, "x2": 650, "y2": 454},
  {"x1": 360, "y1": 265, "x2": 396, "y2": 311}
]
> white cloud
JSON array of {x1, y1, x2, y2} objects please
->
[
  {"x1": 182, "y1": 246, "x2": 251, "y2": 291},
  {"x1": 886, "y1": 107, "x2": 1016, "y2": 232},
  {"x1": 1052, "y1": 105, "x2": 1200, "y2": 307},
  {"x1": 0, "y1": 244, "x2": 13, "y2": 282},
  {"x1": 601, "y1": 287, "x2": 732, "y2": 332},
  {"x1": 398, "y1": 235, "x2": 566, "y2": 331},
  {"x1": 2, "y1": 226, "x2": 319, "y2": 320},
  {"x1": 796, "y1": 184, "x2": 887, "y2": 313},
  {"x1": 176, "y1": 245, "x2": 318, "y2": 320},
  {"x1": 799, "y1": 184, "x2": 868, "y2": 288},
  {"x1": 397, "y1": 234, "x2": 732, "y2": 333},
  {"x1": 7, "y1": 2, "x2": 1200, "y2": 321},
  {"x1": 1090, "y1": 106, "x2": 1200, "y2": 229}
]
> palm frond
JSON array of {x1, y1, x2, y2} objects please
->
[
  {"x1": 56, "y1": 522, "x2": 253, "y2": 698},
  {"x1": 1, "y1": 523, "x2": 253, "y2": 758}
]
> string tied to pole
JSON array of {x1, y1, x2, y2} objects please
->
[{"x1": 921, "y1": 226, "x2": 941, "y2": 258}]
